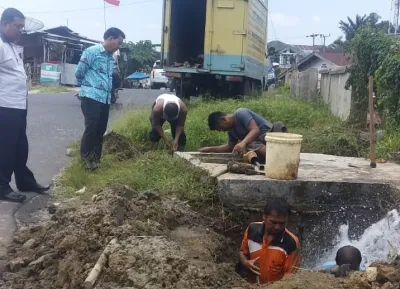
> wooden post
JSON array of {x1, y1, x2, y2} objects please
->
[{"x1": 368, "y1": 76, "x2": 377, "y2": 168}]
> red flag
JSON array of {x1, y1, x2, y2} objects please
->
[{"x1": 105, "y1": 0, "x2": 120, "y2": 6}]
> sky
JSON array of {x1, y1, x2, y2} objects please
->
[{"x1": 0, "y1": 0, "x2": 393, "y2": 46}]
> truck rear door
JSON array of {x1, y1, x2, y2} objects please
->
[{"x1": 204, "y1": 0, "x2": 247, "y2": 72}]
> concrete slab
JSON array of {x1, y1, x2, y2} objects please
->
[
  {"x1": 176, "y1": 152, "x2": 400, "y2": 210},
  {"x1": 179, "y1": 152, "x2": 400, "y2": 184}
]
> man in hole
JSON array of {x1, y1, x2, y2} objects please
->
[
  {"x1": 321, "y1": 245, "x2": 365, "y2": 277},
  {"x1": 199, "y1": 108, "x2": 287, "y2": 162},
  {"x1": 236, "y1": 197, "x2": 300, "y2": 284},
  {"x1": 149, "y1": 94, "x2": 187, "y2": 152}
]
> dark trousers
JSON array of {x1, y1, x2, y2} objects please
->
[
  {"x1": 149, "y1": 115, "x2": 186, "y2": 149},
  {"x1": 0, "y1": 107, "x2": 36, "y2": 193},
  {"x1": 80, "y1": 97, "x2": 110, "y2": 162}
]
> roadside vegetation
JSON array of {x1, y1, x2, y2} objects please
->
[
  {"x1": 57, "y1": 92, "x2": 400, "y2": 201},
  {"x1": 29, "y1": 84, "x2": 75, "y2": 94}
]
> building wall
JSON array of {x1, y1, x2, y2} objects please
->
[
  {"x1": 320, "y1": 67, "x2": 351, "y2": 120},
  {"x1": 286, "y1": 68, "x2": 319, "y2": 100}
]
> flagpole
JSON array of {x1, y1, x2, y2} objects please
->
[{"x1": 103, "y1": 0, "x2": 107, "y2": 30}]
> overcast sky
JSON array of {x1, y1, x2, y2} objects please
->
[{"x1": 0, "y1": 0, "x2": 393, "y2": 46}]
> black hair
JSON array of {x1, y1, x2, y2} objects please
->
[
  {"x1": 335, "y1": 246, "x2": 362, "y2": 270},
  {"x1": 1, "y1": 8, "x2": 25, "y2": 24},
  {"x1": 103, "y1": 27, "x2": 125, "y2": 40},
  {"x1": 263, "y1": 197, "x2": 291, "y2": 217},
  {"x1": 164, "y1": 103, "x2": 179, "y2": 119},
  {"x1": 208, "y1": 111, "x2": 226, "y2": 130},
  {"x1": 271, "y1": 122, "x2": 288, "y2": 133}
]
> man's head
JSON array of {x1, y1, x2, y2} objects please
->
[
  {"x1": 164, "y1": 102, "x2": 179, "y2": 121},
  {"x1": 103, "y1": 27, "x2": 125, "y2": 53},
  {"x1": 335, "y1": 246, "x2": 362, "y2": 271},
  {"x1": 208, "y1": 111, "x2": 234, "y2": 131},
  {"x1": 262, "y1": 197, "x2": 290, "y2": 236},
  {"x1": 0, "y1": 8, "x2": 25, "y2": 42},
  {"x1": 270, "y1": 122, "x2": 288, "y2": 133}
]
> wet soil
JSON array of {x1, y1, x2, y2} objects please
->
[{"x1": 103, "y1": 132, "x2": 141, "y2": 160}]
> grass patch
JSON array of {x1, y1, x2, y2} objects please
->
[
  {"x1": 376, "y1": 130, "x2": 400, "y2": 161},
  {"x1": 56, "y1": 151, "x2": 215, "y2": 201},
  {"x1": 58, "y1": 93, "x2": 400, "y2": 202},
  {"x1": 114, "y1": 94, "x2": 363, "y2": 157},
  {"x1": 29, "y1": 85, "x2": 74, "y2": 94}
]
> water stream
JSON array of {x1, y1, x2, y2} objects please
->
[{"x1": 318, "y1": 209, "x2": 400, "y2": 268}]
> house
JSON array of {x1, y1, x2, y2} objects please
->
[
  {"x1": 268, "y1": 40, "x2": 329, "y2": 69},
  {"x1": 276, "y1": 50, "x2": 352, "y2": 80},
  {"x1": 297, "y1": 52, "x2": 352, "y2": 71},
  {"x1": 18, "y1": 26, "x2": 100, "y2": 85}
]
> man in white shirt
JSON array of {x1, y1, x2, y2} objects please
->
[{"x1": 0, "y1": 8, "x2": 49, "y2": 203}]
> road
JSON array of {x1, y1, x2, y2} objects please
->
[{"x1": 0, "y1": 89, "x2": 163, "y2": 258}]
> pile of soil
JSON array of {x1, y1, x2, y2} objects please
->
[
  {"x1": 1, "y1": 185, "x2": 399, "y2": 289},
  {"x1": 0, "y1": 185, "x2": 251, "y2": 289},
  {"x1": 268, "y1": 260, "x2": 400, "y2": 289},
  {"x1": 103, "y1": 132, "x2": 141, "y2": 160}
]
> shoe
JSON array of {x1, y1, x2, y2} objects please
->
[
  {"x1": 0, "y1": 188, "x2": 26, "y2": 203},
  {"x1": 19, "y1": 183, "x2": 50, "y2": 194},
  {"x1": 84, "y1": 161, "x2": 97, "y2": 171}
]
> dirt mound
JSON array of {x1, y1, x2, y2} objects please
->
[
  {"x1": 1, "y1": 185, "x2": 251, "y2": 289},
  {"x1": 268, "y1": 261, "x2": 400, "y2": 289},
  {"x1": 103, "y1": 132, "x2": 140, "y2": 160}
]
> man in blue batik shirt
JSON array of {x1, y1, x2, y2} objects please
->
[{"x1": 76, "y1": 27, "x2": 125, "y2": 171}]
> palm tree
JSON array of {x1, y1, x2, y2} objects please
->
[
  {"x1": 339, "y1": 14, "x2": 370, "y2": 41},
  {"x1": 328, "y1": 36, "x2": 347, "y2": 52}
]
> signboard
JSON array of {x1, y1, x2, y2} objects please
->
[{"x1": 40, "y1": 63, "x2": 61, "y2": 84}]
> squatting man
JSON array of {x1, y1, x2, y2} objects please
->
[{"x1": 199, "y1": 108, "x2": 287, "y2": 162}]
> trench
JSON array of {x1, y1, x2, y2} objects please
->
[{"x1": 192, "y1": 153, "x2": 400, "y2": 268}]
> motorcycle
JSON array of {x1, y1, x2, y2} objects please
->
[{"x1": 111, "y1": 88, "x2": 123, "y2": 104}]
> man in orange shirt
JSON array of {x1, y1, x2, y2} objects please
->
[{"x1": 237, "y1": 198, "x2": 300, "y2": 284}]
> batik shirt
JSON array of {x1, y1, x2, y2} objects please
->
[{"x1": 75, "y1": 44, "x2": 114, "y2": 104}]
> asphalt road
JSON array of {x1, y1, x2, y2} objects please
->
[{"x1": 0, "y1": 88, "x2": 163, "y2": 258}]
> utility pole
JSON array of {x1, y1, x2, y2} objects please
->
[
  {"x1": 306, "y1": 33, "x2": 319, "y2": 47},
  {"x1": 320, "y1": 34, "x2": 331, "y2": 51}
]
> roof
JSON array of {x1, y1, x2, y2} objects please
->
[
  {"x1": 292, "y1": 45, "x2": 325, "y2": 53},
  {"x1": 43, "y1": 26, "x2": 100, "y2": 44},
  {"x1": 317, "y1": 52, "x2": 352, "y2": 66}
]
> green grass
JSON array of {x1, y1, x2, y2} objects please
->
[
  {"x1": 57, "y1": 93, "x2": 400, "y2": 201},
  {"x1": 29, "y1": 85, "x2": 74, "y2": 94},
  {"x1": 114, "y1": 94, "x2": 363, "y2": 157},
  {"x1": 57, "y1": 151, "x2": 215, "y2": 201}
]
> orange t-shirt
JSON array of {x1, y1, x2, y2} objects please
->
[{"x1": 240, "y1": 222, "x2": 301, "y2": 284}]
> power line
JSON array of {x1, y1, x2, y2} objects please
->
[
  {"x1": 306, "y1": 33, "x2": 319, "y2": 47},
  {"x1": 2, "y1": 0, "x2": 157, "y2": 15},
  {"x1": 268, "y1": 12, "x2": 278, "y2": 41}
]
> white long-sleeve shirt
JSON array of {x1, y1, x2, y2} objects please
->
[{"x1": 0, "y1": 38, "x2": 28, "y2": 110}]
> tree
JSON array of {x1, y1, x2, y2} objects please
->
[
  {"x1": 330, "y1": 13, "x2": 398, "y2": 52},
  {"x1": 120, "y1": 40, "x2": 160, "y2": 79},
  {"x1": 339, "y1": 14, "x2": 370, "y2": 41},
  {"x1": 328, "y1": 36, "x2": 347, "y2": 52}
]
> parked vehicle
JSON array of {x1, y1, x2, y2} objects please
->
[
  {"x1": 160, "y1": 0, "x2": 268, "y2": 99},
  {"x1": 111, "y1": 88, "x2": 123, "y2": 104},
  {"x1": 264, "y1": 66, "x2": 277, "y2": 91},
  {"x1": 150, "y1": 60, "x2": 168, "y2": 89}
]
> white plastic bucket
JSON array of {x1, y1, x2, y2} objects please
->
[{"x1": 265, "y1": 133, "x2": 303, "y2": 180}]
